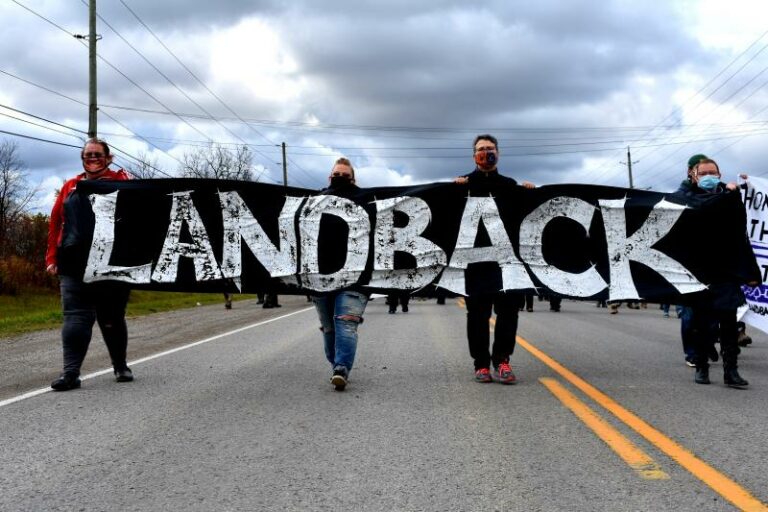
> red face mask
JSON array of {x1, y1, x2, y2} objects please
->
[{"x1": 474, "y1": 150, "x2": 497, "y2": 169}]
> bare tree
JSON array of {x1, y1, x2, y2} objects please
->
[
  {"x1": 178, "y1": 143, "x2": 254, "y2": 181},
  {"x1": 124, "y1": 150, "x2": 162, "y2": 179},
  {"x1": 0, "y1": 140, "x2": 37, "y2": 257}
]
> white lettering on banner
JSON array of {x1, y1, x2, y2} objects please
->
[
  {"x1": 369, "y1": 196, "x2": 447, "y2": 289},
  {"x1": 151, "y1": 191, "x2": 223, "y2": 283},
  {"x1": 83, "y1": 191, "x2": 153, "y2": 283},
  {"x1": 438, "y1": 196, "x2": 534, "y2": 295},
  {"x1": 82, "y1": 189, "x2": 711, "y2": 300},
  {"x1": 298, "y1": 195, "x2": 370, "y2": 291},
  {"x1": 519, "y1": 197, "x2": 607, "y2": 297},
  {"x1": 600, "y1": 198, "x2": 705, "y2": 300},
  {"x1": 219, "y1": 191, "x2": 303, "y2": 288},
  {"x1": 739, "y1": 177, "x2": 768, "y2": 335}
]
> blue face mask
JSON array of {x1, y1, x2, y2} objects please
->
[{"x1": 698, "y1": 175, "x2": 720, "y2": 191}]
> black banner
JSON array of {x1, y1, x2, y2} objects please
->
[{"x1": 69, "y1": 178, "x2": 759, "y2": 301}]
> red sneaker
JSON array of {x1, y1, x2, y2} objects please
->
[
  {"x1": 494, "y1": 361, "x2": 517, "y2": 384},
  {"x1": 474, "y1": 368, "x2": 492, "y2": 383}
]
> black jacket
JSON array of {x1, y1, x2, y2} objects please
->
[{"x1": 673, "y1": 179, "x2": 761, "y2": 310}]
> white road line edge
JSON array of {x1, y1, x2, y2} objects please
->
[{"x1": 0, "y1": 306, "x2": 315, "y2": 409}]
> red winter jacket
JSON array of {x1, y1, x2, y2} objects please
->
[{"x1": 46, "y1": 169, "x2": 129, "y2": 269}]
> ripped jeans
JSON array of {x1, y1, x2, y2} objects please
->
[
  {"x1": 59, "y1": 275, "x2": 131, "y2": 376},
  {"x1": 311, "y1": 291, "x2": 369, "y2": 374}
]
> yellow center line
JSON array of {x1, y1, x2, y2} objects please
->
[
  {"x1": 540, "y1": 377, "x2": 669, "y2": 480},
  {"x1": 462, "y1": 305, "x2": 768, "y2": 510},
  {"x1": 516, "y1": 329, "x2": 767, "y2": 511}
]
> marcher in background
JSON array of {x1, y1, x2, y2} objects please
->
[
  {"x1": 310, "y1": 158, "x2": 370, "y2": 391},
  {"x1": 262, "y1": 292, "x2": 281, "y2": 309},
  {"x1": 522, "y1": 292, "x2": 535, "y2": 312},
  {"x1": 454, "y1": 134, "x2": 535, "y2": 384},
  {"x1": 45, "y1": 138, "x2": 133, "y2": 391},
  {"x1": 548, "y1": 295, "x2": 562, "y2": 312},
  {"x1": 224, "y1": 293, "x2": 233, "y2": 309},
  {"x1": 674, "y1": 158, "x2": 761, "y2": 387},
  {"x1": 660, "y1": 304, "x2": 683, "y2": 319},
  {"x1": 387, "y1": 291, "x2": 410, "y2": 314},
  {"x1": 677, "y1": 154, "x2": 714, "y2": 366}
]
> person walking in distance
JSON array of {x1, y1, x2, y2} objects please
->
[{"x1": 454, "y1": 134, "x2": 535, "y2": 384}]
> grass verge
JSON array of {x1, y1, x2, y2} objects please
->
[{"x1": 0, "y1": 290, "x2": 254, "y2": 339}]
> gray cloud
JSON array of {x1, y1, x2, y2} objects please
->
[{"x1": 1, "y1": 0, "x2": 764, "y2": 210}]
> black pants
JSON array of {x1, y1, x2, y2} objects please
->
[
  {"x1": 524, "y1": 293, "x2": 534, "y2": 311},
  {"x1": 465, "y1": 293, "x2": 524, "y2": 370},
  {"x1": 387, "y1": 291, "x2": 410, "y2": 312},
  {"x1": 691, "y1": 307, "x2": 739, "y2": 368},
  {"x1": 60, "y1": 275, "x2": 130, "y2": 376}
]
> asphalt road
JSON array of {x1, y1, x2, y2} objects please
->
[{"x1": 1, "y1": 297, "x2": 767, "y2": 511}]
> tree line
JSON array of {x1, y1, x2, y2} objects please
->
[{"x1": 0, "y1": 139, "x2": 259, "y2": 295}]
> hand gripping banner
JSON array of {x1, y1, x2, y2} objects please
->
[{"x1": 66, "y1": 178, "x2": 760, "y2": 302}]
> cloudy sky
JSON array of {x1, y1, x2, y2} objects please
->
[{"x1": 2, "y1": 0, "x2": 768, "y2": 211}]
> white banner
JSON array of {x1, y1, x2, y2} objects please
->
[{"x1": 739, "y1": 176, "x2": 768, "y2": 334}]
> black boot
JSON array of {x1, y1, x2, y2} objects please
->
[
  {"x1": 694, "y1": 366, "x2": 710, "y2": 385},
  {"x1": 724, "y1": 367, "x2": 749, "y2": 388}
]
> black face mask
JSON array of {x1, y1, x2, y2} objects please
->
[{"x1": 330, "y1": 175, "x2": 353, "y2": 188}]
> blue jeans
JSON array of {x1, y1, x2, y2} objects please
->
[
  {"x1": 312, "y1": 291, "x2": 368, "y2": 374},
  {"x1": 679, "y1": 306, "x2": 695, "y2": 359},
  {"x1": 59, "y1": 275, "x2": 130, "y2": 376}
]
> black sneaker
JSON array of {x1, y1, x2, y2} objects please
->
[
  {"x1": 330, "y1": 369, "x2": 348, "y2": 391},
  {"x1": 114, "y1": 367, "x2": 134, "y2": 383},
  {"x1": 51, "y1": 373, "x2": 81, "y2": 391}
]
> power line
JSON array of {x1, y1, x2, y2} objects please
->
[
  {"x1": 0, "y1": 103, "x2": 87, "y2": 134},
  {"x1": 118, "y1": 1, "x2": 281, "y2": 161},
  {"x1": 0, "y1": 111, "x2": 85, "y2": 141},
  {"x1": 88, "y1": 3, "x2": 280, "y2": 173},
  {"x1": 0, "y1": 68, "x2": 86, "y2": 106},
  {"x1": 95, "y1": 101, "x2": 768, "y2": 134},
  {"x1": 0, "y1": 128, "x2": 82, "y2": 148},
  {"x1": 589, "y1": 28, "x2": 768, "y2": 186},
  {"x1": 10, "y1": 0, "x2": 78, "y2": 38}
]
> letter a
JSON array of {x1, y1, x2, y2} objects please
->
[
  {"x1": 438, "y1": 196, "x2": 533, "y2": 295},
  {"x1": 152, "y1": 191, "x2": 223, "y2": 283}
]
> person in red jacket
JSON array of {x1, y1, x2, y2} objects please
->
[{"x1": 46, "y1": 138, "x2": 133, "y2": 391}]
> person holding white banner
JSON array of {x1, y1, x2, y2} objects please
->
[
  {"x1": 45, "y1": 138, "x2": 134, "y2": 391},
  {"x1": 675, "y1": 158, "x2": 761, "y2": 388}
]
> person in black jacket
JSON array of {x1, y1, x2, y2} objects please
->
[
  {"x1": 309, "y1": 158, "x2": 370, "y2": 391},
  {"x1": 675, "y1": 158, "x2": 761, "y2": 388},
  {"x1": 454, "y1": 134, "x2": 535, "y2": 384}
]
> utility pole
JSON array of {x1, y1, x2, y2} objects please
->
[
  {"x1": 281, "y1": 142, "x2": 288, "y2": 186},
  {"x1": 620, "y1": 146, "x2": 638, "y2": 189},
  {"x1": 87, "y1": 0, "x2": 98, "y2": 139}
]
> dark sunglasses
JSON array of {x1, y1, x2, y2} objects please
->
[{"x1": 82, "y1": 152, "x2": 106, "y2": 159}]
